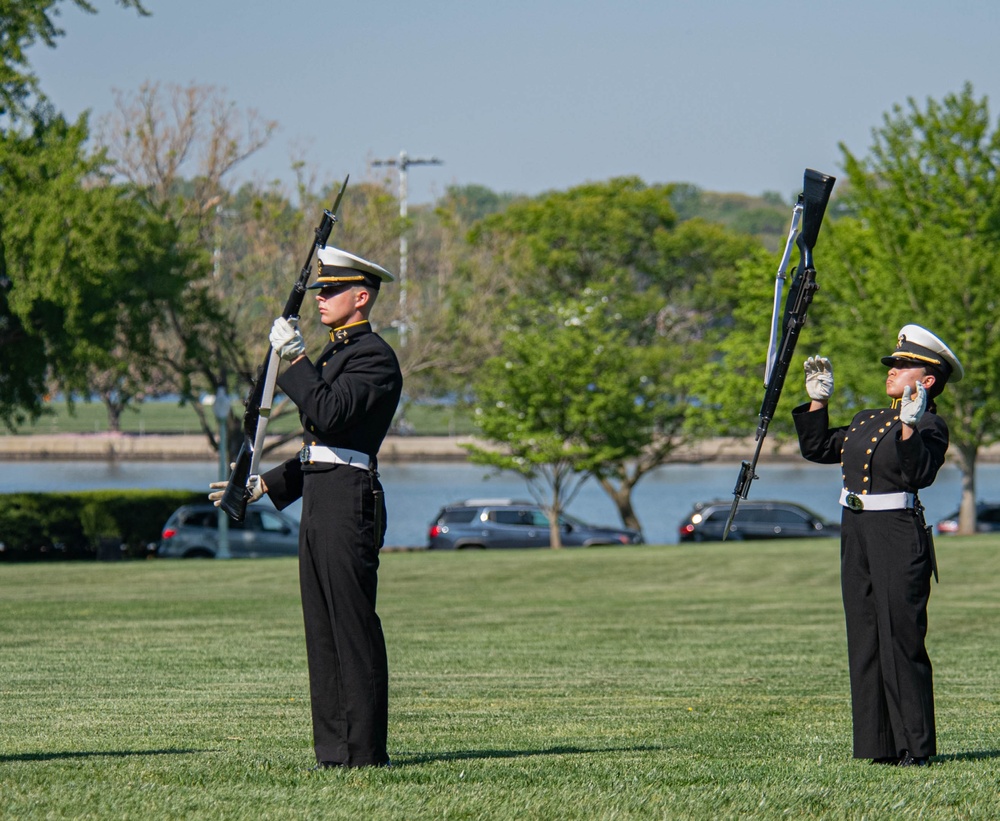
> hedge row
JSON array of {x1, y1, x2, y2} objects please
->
[{"x1": 0, "y1": 490, "x2": 205, "y2": 562}]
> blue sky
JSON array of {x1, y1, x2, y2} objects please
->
[{"x1": 29, "y1": 0, "x2": 1000, "y2": 205}]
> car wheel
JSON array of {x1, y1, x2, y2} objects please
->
[
  {"x1": 457, "y1": 543, "x2": 486, "y2": 550},
  {"x1": 184, "y1": 548, "x2": 215, "y2": 559}
]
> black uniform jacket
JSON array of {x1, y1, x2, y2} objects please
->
[
  {"x1": 263, "y1": 320, "x2": 403, "y2": 510},
  {"x1": 792, "y1": 402, "x2": 949, "y2": 494}
]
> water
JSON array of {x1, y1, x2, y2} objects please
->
[{"x1": 0, "y1": 458, "x2": 989, "y2": 547}]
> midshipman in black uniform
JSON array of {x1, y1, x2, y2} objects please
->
[
  {"x1": 213, "y1": 246, "x2": 402, "y2": 768},
  {"x1": 792, "y1": 325, "x2": 963, "y2": 767}
]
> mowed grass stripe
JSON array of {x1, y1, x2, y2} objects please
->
[{"x1": 1, "y1": 538, "x2": 998, "y2": 819}]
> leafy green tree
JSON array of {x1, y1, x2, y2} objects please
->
[
  {"x1": 455, "y1": 178, "x2": 763, "y2": 538},
  {"x1": 0, "y1": 217, "x2": 48, "y2": 426},
  {"x1": 0, "y1": 109, "x2": 190, "y2": 429},
  {"x1": 437, "y1": 177, "x2": 678, "y2": 392},
  {"x1": 467, "y1": 286, "x2": 682, "y2": 546},
  {"x1": 1, "y1": 0, "x2": 151, "y2": 425},
  {"x1": 438, "y1": 183, "x2": 520, "y2": 224}
]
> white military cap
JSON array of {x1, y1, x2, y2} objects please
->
[
  {"x1": 881, "y1": 324, "x2": 964, "y2": 383},
  {"x1": 309, "y1": 246, "x2": 394, "y2": 290}
]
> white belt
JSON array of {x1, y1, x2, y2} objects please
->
[
  {"x1": 840, "y1": 489, "x2": 914, "y2": 511},
  {"x1": 299, "y1": 444, "x2": 371, "y2": 470}
]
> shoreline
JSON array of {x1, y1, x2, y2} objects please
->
[
  {"x1": 0, "y1": 432, "x2": 797, "y2": 463},
  {"x1": 1, "y1": 432, "x2": 997, "y2": 464}
]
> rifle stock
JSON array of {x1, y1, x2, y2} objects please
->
[
  {"x1": 218, "y1": 176, "x2": 349, "y2": 521},
  {"x1": 722, "y1": 169, "x2": 835, "y2": 540}
]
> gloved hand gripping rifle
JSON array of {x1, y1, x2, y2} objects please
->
[
  {"x1": 218, "y1": 175, "x2": 350, "y2": 522},
  {"x1": 722, "y1": 169, "x2": 836, "y2": 540}
]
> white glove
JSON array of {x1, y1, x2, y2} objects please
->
[
  {"x1": 209, "y1": 466, "x2": 265, "y2": 506},
  {"x1": 804, "y1": 356, "x2": 834, "y2": 402},
  {"x1": 269, "y1": 317, "x2": 305, "y2": 361},
  {"x1": 900, "y1": 383, "x2": 927, "y2": 426}
]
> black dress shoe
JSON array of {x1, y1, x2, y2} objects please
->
[
  {"x1": 870, "y1": 756, "x2": 900, "y2": 765},
  {"x1": 309, "y1": 761, "x2": 344, "y2": 771},
  {"x1": 897, "y1": 750, "x2": 930, "y2": 767}
]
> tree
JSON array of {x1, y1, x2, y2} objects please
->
[
  {"x1": 465, "y1": 291, "x2": 645, "y2": 546},
  {"x1": 468, "y1": 285, "x2": 693, "y2": 543},
  {"x1": 459, "y1": 179, "x2": 763, "y2": 539},
  {"x1": 1, "y1": 0, "x2": 151, "y2": 425},
  {"x1": 96, "y1": 81, "x2": 282, "y2": 456},
  {"x1": 0, "y1": 216, "x2": 48, "y2": 426},
  {"x1": 0, "y1": 109, "x2": 190, "y2": 429}
]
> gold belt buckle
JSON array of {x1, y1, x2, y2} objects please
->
[{"x1": 845, "y1": 492, "x2": 864, "y2": 511}]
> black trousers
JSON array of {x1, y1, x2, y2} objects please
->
[
  {"x1": 299, "y1": 466, "x2": 389, "y2": 767},
  {"x1": 840, "y1": 508, "x2": 936, "y2": 759}
]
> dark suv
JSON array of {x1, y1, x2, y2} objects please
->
[
  {"x1": 678, "y1": 500, "x2": 839, "y2": 542},
  {"x1": 427, "y1": 499, "x2": 643, "y2": 550},
  {"x1": 935, "y1": 503, "x2": 1000, "y2": 534},
  {"x1": 157, "y1": 504, "x2": 300, "y2": 558}
]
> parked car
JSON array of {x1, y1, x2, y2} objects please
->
[
  {"x1": 427, "y1": 499, "x2": 643, "y2": 550},
  {"x1": 678, "y1": 500, "x2": 839, "y2": 542},
  {"x1": 156, "y1": 504, "x2": 299, "y2": 559},
  {"x1": 935, "y1": 503, "x2": 1000, "y2": 534}
]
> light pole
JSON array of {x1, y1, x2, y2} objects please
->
[
  {"x1": 213, "y1": 386, "x2": 232, "y2": 559},
  {"x1": 370, "y1": 150, "x2": 442, "y2": 346}
]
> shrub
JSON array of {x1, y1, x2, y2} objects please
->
[{"x1": 0, "y1": 490, "x2": 204, "y2": 562}]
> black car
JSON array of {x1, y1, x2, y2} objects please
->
[
  {"x1": 156, "y1": 504, "x2": 300, "y2": 558},
  {"x1": 427, "y1": 499, "x2": 643, "y2": 550},
  {"x1": 935, "y1": 503, "x2": 1000, "y2": 534},
  {"x1": 678, "y1": 500, "x2": 839, "y2": 542}
]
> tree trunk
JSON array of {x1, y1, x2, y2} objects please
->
[
  {"x1": 953, "y1": 440, "x2": 979, "y2": 535},
  {"x1": 549, "y1": 518, "x2": 563, "y2": 549},
  {"x1": 104, "y1": 396, "x2": 123, "y2": 433},
  {"x1": 597, "y1": 475, "x2": 645, "y2": 541}
]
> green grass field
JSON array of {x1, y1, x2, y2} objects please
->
[{"x1": 2, "y1": 538, "x2": 998, "y2": 819}]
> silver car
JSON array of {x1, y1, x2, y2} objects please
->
[{"x1": 157, "y1": 504, "x2": 299, "y2": 558}]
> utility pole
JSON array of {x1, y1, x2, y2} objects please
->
[
  {"x1": 370, "y1": 150, "x2": 442, "y2": 346},
  {"x1": 212, "y1": 385, "x2": 232, "y2": 559}
]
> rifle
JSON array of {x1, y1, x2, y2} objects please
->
[
  {"x1": 218, "y1": 175, "x2": 349, "y2": 522},
  {"x1": 722, "y1": 168, "x2": 836, "y2": 540}
]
